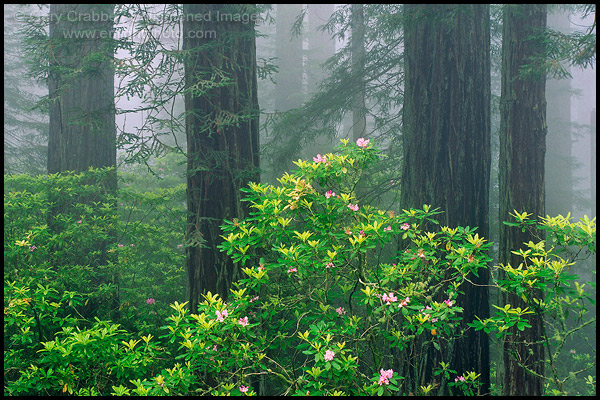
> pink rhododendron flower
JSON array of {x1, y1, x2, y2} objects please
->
[
  {"x1": 29, "y1": 245, "x2": 37, "y2": 252},
  {"x1": 288, "y1": 267, "x2": 297, "y2": 273},
  {"x1": 325, "y1": 190, "x2": 335, "y2": 199},
  {"x1": 455, "y1": 375, "x2": 465, "y2": 383},
  {"x1": 239, "y1": 385, "x2": 249, "y2": 393},
  {"x1": 238, "y1": 316, "x2": 249, "y2": 327},
  {"x1": 324, "y1": 350, "x2": 335, "y2": 362},
  {"x1": 384, "y1": 225, "x2": 392, "y2": 231},
  {"x1": 382, "y1": 292, "x2": 398, "y2": 304},
  {"x1": 146, "y1": 298, "x2": 155, "y2": 305},
  {"x1": 400, "y1": 223, "x2": 410, "y2": 230},
  {"x1": 326, "y1": 262, "x2": 335, "y2": 269},
  {"x1": 378, "y1": 368, "x2": 394, "y2": 385},
  {"x1": 118, "y1": 244, "x2": 124, "y2": 247},
  {"x1": 336, "y1": 307, "x2": 346, "y2": 315},
  {"x1": 347, "y1": 203, "x2": 359, "y2": 211},
  {"x1": 77, "y1": 220, "x2": 82, "y2": 224},
  {"x1": 444, "y1": 299, "x2": 454, "y2": 307},
  {"x1": 356, "y1": 137, "x2": 370, "y2": 148},
  {"x1": 216, "y1": 309, "x2": 228, "y2": 322},
  {"x1": 398, "y1": 297, "x2": 409, "y2": 308},
  {"x1": 313, "y1": 154, "x2": 327, "y2": 163}
]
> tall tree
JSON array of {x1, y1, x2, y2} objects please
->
[
  {"x1": 46, "y1": 4, "x2": 117, "y2": 318},
  {"x1": 401, "y1": 4, "x2": 491, "y2": 394},
  {"x1": 47, "y1": 4, "x2": 116, "y2": 188},
  {"x1": 4, "y1": 4, "x2": 48, "y2": 175},
  {"x1": 498, "y1": 4, "x2": 547, "y2": 396},
  {"x1": 183, "y1": 4, "x2": 260, "y2": 313},
  {"x1": 306, "y1": 4, "x2": 335, "y2": 97},
  {"x1": 545, "y1": 8, "x2": 573, "y2": 216},
  {"x1": 274, "y1": 3, "x2": 304, "y2": 112},
  {"x1": 350, "y1": 3, "x2": 367, "y2": 143}
]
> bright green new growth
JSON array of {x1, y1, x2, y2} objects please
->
[{"x1": 4, "y1": 139, "x2": 596, "y2": 396}]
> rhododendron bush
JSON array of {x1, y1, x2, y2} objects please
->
[
  {"x1": 212, "y1": 138, "x2": 492, "y2": 395},
  {"x1": 4, "y1": 139, "x2": 595, "y2": 396}
]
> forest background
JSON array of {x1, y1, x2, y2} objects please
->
[{"x1": 4, "y1": 3, "x2": 596, "y2": 396}]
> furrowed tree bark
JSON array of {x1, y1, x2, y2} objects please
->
[
  {"x1": 401, "y1": 4, "x2": 491, "y2": 394},
  {"x1": 183, "y1": 4, "x2": 260, "y2": 314},
  {"x1": 47, "y1": 4, "x2": 117, "y2": 318},
  {"x1": 48, "y1": 4, "x2": 117, "y2": 186},
  {"x1": 498, "y1": 4, "x2": 547, "y2": 396}
]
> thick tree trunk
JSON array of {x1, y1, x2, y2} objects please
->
[
  {"x1": 401, "y1": 4, "x2": 491, "y2": 394},
  {"x1": 498, "y1": 4, "x2": 547, "y2": 396},
  {"x1": 47, "y1": 4, "x2": 117, "y2": 318},
  {"x1": 184, "y1": 4, "x2": 260, "y2": 314},
  {"x1": 48, "y1": 4, "x2": 116, "y2": 186}
]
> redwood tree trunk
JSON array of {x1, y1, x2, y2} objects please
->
[
  {"x1": 401, "y1": 4, "x2": 491, "y2": 394},
  {"x1": 498, "y1": 4, "x2": 547, "y2": 396},
  {"x1": 183, "y1": 4, "x2": 260, "y2": 313},
  {"x1": 48, "y1": 3, "x2": 116, "y2": 186}
]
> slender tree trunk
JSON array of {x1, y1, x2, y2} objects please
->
[
  {"x1": 401, "y1": 4, "x2": 491, "y2": 394},
  {"x1": 545, "y1": 9, "x2": 573, "y2": 216},
  {"x1": 274, "y1": 3, "x2": 304, "y2": 112},
  {"x1": 184, "y1": 4, "x2": 260, "y2": 314},
  {"x1": 591, "y1": 108, "x2": 596, "y2": 217},
  {"x1": 498, "y1": 4, "x2": 547, "y2": 396},
  {"x1": 351, "y1": 3, "x2": 367, "y2": 143}
]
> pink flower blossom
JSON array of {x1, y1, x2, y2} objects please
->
[
  {"x1": 324, "y1": 350, "x2": 335, "y2": 361},
  {"x1": 77, "y1": 220, "x2": 82, "y2": 224},
  {"x1": 130, "y1": 243, "x2": 135, "y2": 247},
  {"x1": 326, "y1": 262, "x2": 335, "y2": 269},
  {"x1": 313, "y1": 154, "x2": 327, "y2": 163},
  {"x1": 146, "y1": 298, "x2": 155, "y2": 305},
  {"x1": 250, "y1": 296, "x2": 259, "y2": 303},
  {"x1": 382, "y1": 292, "x2": 398, "y2": 304},
  {"x1": 288, "y1": 267, "x2": 297, "y2": 273},
  {"x1": 455, "y1": 375, "x2": 465, "y2": 383},
  {"x1": 398, "y1": 297, "x2": 410, "y2": 308},
  {"x1": 238, "y1": 316, "x2": 249, "y2": 327},
  {"x1": 336, "y1": 307, "x2": 346, "y2": 315},
  {"x1": 325, "y1": 190, "x2": 336, "y2": 199},
  {"x1": 118, "y1": 244, "x2": 124, "y2": 247},
  {"x1": 216, "y1": 309, "x2": 228, "y2": 322},
  {"x1": 347, "y1": 203, "x2": 359, "y2": 211},
  {"x1": 29, "y1": 245, "x2": 37, "y2": 252},
  {"x1": 444, "y1": 299, "x2": 454, "y2": 307},
  {"x1": 378, "y1": 368, "x2": 394, "y2": 385},
  {"x1": 356, "y1": 137, "x2": 370, "y2": 148},
  {"x1": 400, "y1": 223, "x2": 410, "y2": 230},
  {"x1": 384, "y1": 225, "x2": 392, "y2": 232},
  {"x1": 239, "y1": 385, "x2": 249, "y2": 393}
]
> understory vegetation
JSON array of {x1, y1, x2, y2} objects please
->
[{"x1": 4, "y1": 140, "x2": 596, "y2": 396}]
